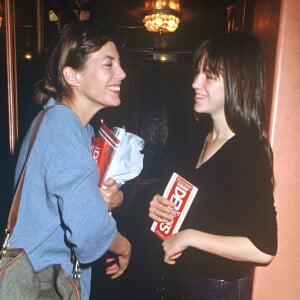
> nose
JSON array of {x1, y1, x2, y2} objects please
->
[
  {"x1": 116, "y1": 65, "x2": 126, "y2": 81},
  {"x1": 192, "y1": 73, "x2": 204, "y2": 89}
]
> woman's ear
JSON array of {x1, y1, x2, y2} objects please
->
[{"x1": 62, "y1": 66, "x2": 80, "y2": 87}]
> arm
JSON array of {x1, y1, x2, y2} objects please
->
[
  {"x1": 149, "y1": 194, "x2": 274, "y2": 266},
  {"x1": 100, "y1": 178, "x2": 124, "y2": 211},
  {"x1": 162, "y1": 229, "x2": 274, "y2": 265}
]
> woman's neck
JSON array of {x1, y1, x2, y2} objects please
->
[
  {"x1": 195, "y1": 124, "x2": 235, "y2": 169},
  {"x1": 60, "y1": 97, "x2": 91, "y2": 127},
  {"x1": 209, "y1": 111, "x2": 235, "y2": 141},
  {"x1": 210, "y1": 127, "x2": 235, "y2": 142}
]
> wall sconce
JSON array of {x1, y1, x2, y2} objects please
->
[
  {"x1": 73, "y1": 0, "x2": 91, "y2": 21},
  {"x1": 153, "y1": 53, "x2": 177, "y2": 63},
  {"x1": 73, "y1": 9, "x2": 90, "y2": 21},
  {"x1": 23, "y1": 52, "x2": 33, "y2": 61},
  {"x1": 143, "y1": 0, "x2": 180, "y2": 33},
  {"x1": 48, "y1": 9, "x2": 59, "y2": 22}
]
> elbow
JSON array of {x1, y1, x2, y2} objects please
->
[
  {"x1": 258, "y1": 252, "x2": 275, "y2": 266},
  {"x1": 250, "y1": 238, "x2": 277, "y2": 265}
]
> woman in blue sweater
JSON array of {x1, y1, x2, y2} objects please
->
[
  {"x1": 148, "y1": 32, "x2": 277, "y2": 299},
  {"x1": 10, "y1": 21, "x2": 131, "y2": 299}
]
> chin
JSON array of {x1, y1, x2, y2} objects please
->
[
  {"x1": 108, "y1": 98, "x2": 121, "y2": 107},
  {"x1": 113, "y1": 99, "x2": 121, "y2": 107},
  {"x1": 193, "y1": 106, "x2": 204, "y2": 114}
]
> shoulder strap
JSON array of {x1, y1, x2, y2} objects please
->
[
  {"x1": 6, "y1": 107, "x2": 50, "y2": 233},
  {"x1": 2, "y1": 106, "x2": 81, "y2": 278}
]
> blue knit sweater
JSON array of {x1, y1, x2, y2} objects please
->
[{"x1": 10, "y1": 99, "x2": 117, "y2": 299}]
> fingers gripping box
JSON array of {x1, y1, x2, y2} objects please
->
[{"x1": 151, "y1": 172, "x2": 198, "y2": 240}]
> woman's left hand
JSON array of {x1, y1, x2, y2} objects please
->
[
  {"x1": 162, "y1": 230, "x2": 189, "y2": 265},
  {"x1": 100, "y1": 178, "x2": 123, "y2": 211}
]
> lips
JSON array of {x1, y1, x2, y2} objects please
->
[
  {"x1": 107, "y1": 85, "x2": 121, "y2": 94},
  {"x1": 194, "y1": 92, "x2": 207, "y2": 101}
]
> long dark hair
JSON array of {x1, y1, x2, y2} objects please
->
[
  {"x1": 35, "y1": 21, "x2": 115, "y2": 105},
  {"x1": 193, "y1": 31, "x2": 273, "y2": 182}
]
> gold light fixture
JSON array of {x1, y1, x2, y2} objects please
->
[{"x1": 143, "y1": 0, "x2": 180, "y2": 33}]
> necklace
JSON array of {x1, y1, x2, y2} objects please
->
[{"x1": 196, "y1": 132, "x2": 210, "y2": 169}]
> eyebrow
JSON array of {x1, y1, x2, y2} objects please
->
[
  {"x1": 103, "y1": 54, "x2": 121, "y2": 62},
  {"x1": 104, "y1": 55, "x2": 114, "y2": 60}
]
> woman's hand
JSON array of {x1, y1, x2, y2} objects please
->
[
  {"x1": 162, "y1": 230, "x2": 190, "y2": 265},
  {"x1": 107, "y1": 232, "x2": 131, "y2": 279},
  {"x1": 100, "y1": 178, "x2": 123, "y2": 211},
  {"x1": 148, "y1": 194, "x2": 177, "y2": 223}
]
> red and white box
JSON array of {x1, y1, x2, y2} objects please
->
[
  {"x1": 91, "y1": 122, "x2": 124, "y2": 187},
  {"x1": 151, "y1": 172, "x2": 198, "y2": 240}
]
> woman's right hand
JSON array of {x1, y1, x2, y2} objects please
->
[
  {"x1": 148, "y1": 194, "x2": 177, "y2": 223},
  {"x1": 107, "y1": 232, "x2": 131, "y2": 279},
  {"x1": 100, "y1": 178, "x2": 124, "y2": 211}
]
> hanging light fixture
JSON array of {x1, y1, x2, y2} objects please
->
[{"x1": 143, "y1": 0, "x2": 181, "y2": 33}]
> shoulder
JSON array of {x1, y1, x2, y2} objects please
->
[
  {"x1": 41, "y1": 99, "x2": 80, "y2": 124},
  {"x1": 28, "y1": 104, "x2": 93, "y2": 163},
  {"x1": 38, "y1": 104, "x2": 89, "y2": 140},
  {"x1": 230, "y1": 134, "x2": 267, "y2": 158},
  {"x1": 44, "y1": 104, "x2": 79, "y2": 124},
  {"x1": 230, "y1": 134, "x2": 272, "y2": 179}
]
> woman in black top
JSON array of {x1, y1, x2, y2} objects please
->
[{"x1": 148, "y1": 31, "x2": 277, "y2": 299}]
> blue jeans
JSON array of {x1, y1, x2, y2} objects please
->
[{"x1": 180, "y1": 270, "x2": 254, "y2": 300}]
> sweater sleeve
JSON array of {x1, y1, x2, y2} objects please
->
[
  {"x1": 234, "y1": 138, "x2": 277, "y2": 256},
  {"x1": 43, "y1": 107, "x2": 117, "y2": 264}
]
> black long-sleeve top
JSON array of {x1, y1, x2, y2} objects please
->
[{"x1": 161, "y1": 131, "x2": 277, "y2": 280}]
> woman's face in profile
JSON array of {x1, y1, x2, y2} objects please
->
[
  {"x1": 192, "y1": 63, "x2": 225, "y2": 118},
  {"x1": 75, "y1": 41, "x2": 127, "y2": 110}
]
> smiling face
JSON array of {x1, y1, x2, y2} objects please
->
[
  {"x1": 192, "y1": 64, "x2": 225, "y2": 119},
  {"x1": 75, "y1": 41, "x2": 126, "y2": 110}
]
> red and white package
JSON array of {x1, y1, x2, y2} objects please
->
[
  {"x1": 91, "y1": 122, "x2": 123, "y2": 187},
  {"x1": 151, "y1": 172, "x2": 198, "y2": 240},
  {"x1": 91, "y1": 120, "x2": 144, "y2": 188}
]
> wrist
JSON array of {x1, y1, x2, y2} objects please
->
[
  {"x1": 120, "y1": 237, "x2": 131, "y2": 257},
  {"x1": 110, "y1": 232, "x2": 131, "y2": 256},
  {"x1": 183, "y1": 229, "x2": 193, "y2": 248}
]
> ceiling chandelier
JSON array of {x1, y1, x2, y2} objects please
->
[{"x1": 143, "y1": 0, "x2": 181, "y2": 33}]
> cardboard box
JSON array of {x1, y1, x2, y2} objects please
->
[
  {"x1": 91, "y1": 123, "x2": 124, "y2": 187},
  {"x1": 151, "y1": 172, "x2": 198, "y2": 240}
]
